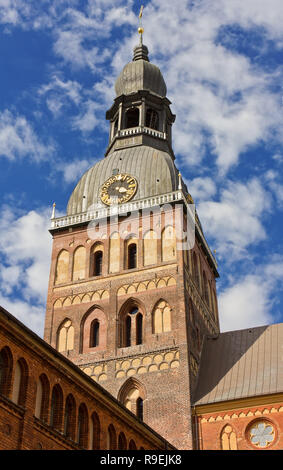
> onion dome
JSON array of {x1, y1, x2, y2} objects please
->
[{"x1": 114, "y1": 44, "x2": 167, "y2": 98}]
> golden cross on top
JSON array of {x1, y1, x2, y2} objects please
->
[{"x1": 138, "y1": 5, "x2": 144, "y2": 43}]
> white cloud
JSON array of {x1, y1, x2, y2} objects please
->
[
  {"x1": 197, "y1": 178, "x2": 271, "y2": 259},
  {"x1": 219, "y1": 275, "x2": 273, "y2": 331},
  {"x1": 57, "y1": 158, "x2": 93, "y2": 184},
  {"x1": 72, "y1": 99, "x2": 102, "y2": 133},
  {"x1": 0, "y1": 205, "x2": 52, "y2": 335},
  {"x1": 219, "y1": 257, "x2": 283, "y2": 331},
  {"x1": 39, "y1": 74, "x2": 82, "y2": 117},
  {"x1": 186, "y1": 176, "x2": 217, "y2": 202},
  {"x1": 0, "y1": 110, "x2": 54, "y2": 161}
]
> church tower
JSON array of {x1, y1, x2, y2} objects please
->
[{"x1": 44, "y1": 31, "x2": 219, "y2": 450}]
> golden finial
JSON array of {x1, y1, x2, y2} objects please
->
[{"x1": 138, "y1": 5, "x2": 144, "y2": 43}]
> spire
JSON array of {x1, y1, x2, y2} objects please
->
[
  {"x1": 134, "y1": 5, "x2": 149, "y2": 62},
  {"x1": 138, "y1": 5, "x2": 144, "y2": 43}
]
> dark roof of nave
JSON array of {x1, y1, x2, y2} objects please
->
[{"x1": 193, "y1": 323, "x2": 283, "y2": 406}]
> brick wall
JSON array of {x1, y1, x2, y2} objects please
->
[
  {"x1": 0, "y1": 307, "x2": 174, "y2": 450},
  {"x1": 196, "y1": 400, "x2": 283, "y2": 450}
]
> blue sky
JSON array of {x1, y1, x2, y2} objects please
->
[{"x1": 0, "y1": 0, "x2": 282, "y2": 336}]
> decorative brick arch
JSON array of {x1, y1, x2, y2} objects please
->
[
  {"x1": 152, "y1": 299, "x2": 172, "y2": 334},
  {"x1": 118, "y1": 377, "x2": 146, "y2": 420},
  {"x1": 220, "y1": 424, "x2": 237, "y2": 450},
  {"x1": 57, "y1": 318, "x2": 74, "y2": 353}
]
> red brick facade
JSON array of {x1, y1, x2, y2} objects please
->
[
  {"x1": 0, "y1": 306, "x2": 174, "y2": 450},
  {"x1": 195, "y1": 398, "x2": 283, "y2": 450}
]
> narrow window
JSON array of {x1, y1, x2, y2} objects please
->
[
  {"x1": 0, "y1": 348, "x2": 13, "y2": 398},
  {"x1": 64, "y1": 395, "x2": 76, "y2": 440},
  {"x1": 77, "y1": 404, "x2": 88, "y2": 448},
  {"x1": 90, "y1": 320, "x2": 100, "y2": 348},
  {"x1": 113, "y1": 118, "x2": 118, "y2": 136},
  {"x1": 12, "y1": 359, "x2": 28, "y2": 406},
  {"x1": 125, "y1": 108, "x2": 139, "y2": 128},
  {"x1": 94, "y1": 251, "x2": 103, "y2": 276},
  {"x1": 128, "y1": 243, "x2": 137, "y2": 269},
  {"x1": 118, "y1": 432, "x2": 127, "y2": 450},
  {"x1": 145, "y1": 108, "x2": 159, "y2": 130},
  {"x1": 137, "y1": 397, "x2": 143, "y2": 421},
  {"x1": 126, "y1": 316, "x2": 131, "y2": 347},
  {"x1": 35, "y1": 375, "x2": 49, "y2": 422},
  {"x1": 107, "y1": 424, "x2": 117, "y2": 450},
  {"x1": 136, "y1": 313, "x2": 143, "y2": 345},
  {"x1": 12, "y1": 361, "x2": 22, "y2": 404},
  {"x1": 91, "y1": 413, "x2": 100, "y2": 450},
  {"x1": 129, "y1": 440, "x2": 137, "y2": 450},
  {"x1": 50, "y1": 385, "x2": 63, "y2": 431}
]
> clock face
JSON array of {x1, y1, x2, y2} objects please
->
[{"x1": 100, "y1": 173, "x2": 138, "y2": 206}]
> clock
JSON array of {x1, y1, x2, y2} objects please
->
[{"x1": 100, "y1": 173, "x2": 138, "y2": 206}]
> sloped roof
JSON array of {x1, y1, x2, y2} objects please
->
[{"x1": 193, "y1": 323, "x2": 283, "y2": 406}]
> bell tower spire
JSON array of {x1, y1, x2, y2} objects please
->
[{"x1": 105, "y1": 13, "x2": 176, "y2": 159}]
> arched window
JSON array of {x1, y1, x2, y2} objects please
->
[
  {"x1": 77, "y1": 403, "x2": 89, "y2": 448},
  {"x1": 90, "y1": 320, "x2": 100, "y2": 348},
  {"x1": 55, "y1": 250, "x2": 69, "y2": 285},
  {"x1": 50, "y1": 384, "x2": 63, "y2": 431},
  {"x1": 113, "y1": 117, "x2": 118, "y2": 136},
  {"x1": 128, "y1": 243, "x2": 137, "y2": 269},
  {"x1": 107, "y1": 424, "x2": 117, "y2": 450},
  {"x1": 12, "y1": 359, "x2": 28, "y2": 406},
  {"x1": 82, "y1": 307, "x2": 107, "y2": 353},
  {"x1": 120, "y1": 305, "x2": 144, "y2": 347},
  {"x1": 152, "y1": 300, "x2": 171, "y2": 334},
  {"x1": 90, "y1": 412, "x2": 100, "y2": 450},
  {"x1": 221, "y1": 425, "x2": 237, "y2": 450},
  {"x1": 91, "y1": 243, "x2": 104, "y2": 277},
  {"x1": 129, "y1": 439, "x2": 137, "y2": 450},
  {"x1": 72, "y1": 246, "x2": 86, "y2": 281},
  {"x1": 161, "y1": 226, "x2": 176, "y2": 262},
  {"x1": 118, "y1": 378, "x2": 146, "y2": 420},
  {"x1": 64, "y1": 394, "x2": 76, "y2": 440},
  {"x1": 35, "y1": 374, "x2": 49, "y2": 422},
  {"x1": 0, "y1": 347, "x2": 13, "y2": 398},
  {"x1": 125, "y1": 107, "x2": 139, "y2": 128},
  {"x1": 57, "y1": 319, "x2": 74, "y2": 353},
  {"x1": 118, "y1": 432, "x2": 127, "y2": 450},
  {"x1": 145, "y1": 108, "x2": 159, "y2": 130},
  {"x1": 143, "y1": 230, "x2": 157, "y2": 266}
]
